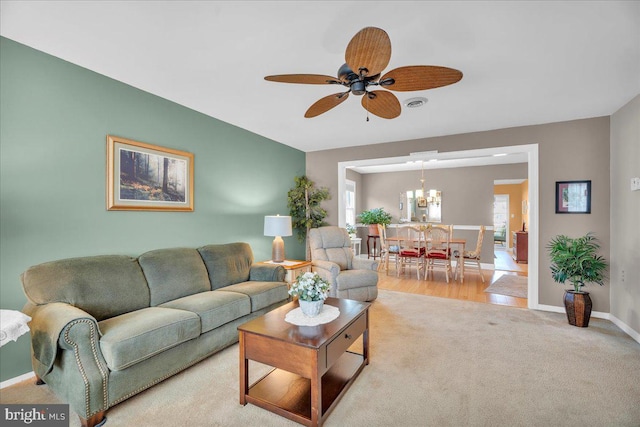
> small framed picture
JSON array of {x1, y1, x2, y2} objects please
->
[
  {"x1": 555, "y1": 180, "x2": 591, "y2": 214},
  {"x1": 417, "y1": 198, "x2": 427, "y2": 208},
  {"x1": 107, "y1": 135, "x2": 194, "y2": 211}
]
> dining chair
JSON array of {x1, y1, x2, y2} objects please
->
[
  {"x1": 397, "y1": 226, "x2": 426, "y2": 279},
  {"x1": 425, "y1": 224, "x2": 453, "y2": 283},
  {"x1": 454, "y1": 225, "x2": 486, "y2": 282},
  {"x1": 377, "y1": 224, "x2": 399, "y2": 274}
]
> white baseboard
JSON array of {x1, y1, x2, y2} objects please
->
[
  {"x1": 534, "y1": 304, "x2": 566, "y2": 314},
  {"x1": 534, "y1": 304, "x2": 640, "y2": 344},
  {"x1": 481, "y1": 262, "x2": 494, "y2": 270},
  {"x1": 609, "y1": 314, "x2": 640, "y2": 345},
  {"x1": 0, "y1": 371, "x2": 35, "y2": 389},
  {"x1": 535, "y1": 304, "x2": 610, "y2": 320}
]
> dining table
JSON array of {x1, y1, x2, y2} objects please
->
[{"x1": 386, "y1": 235, "x2": 467, "y2": 282}]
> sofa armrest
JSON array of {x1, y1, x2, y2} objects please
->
[
  {"x1": 23, "y1": 302, "x2": 104, "y2": 375},
  {"x1": 249, "y1": 263, "x2": 285, "y2": 282},
  {"x1": 24, "y1": 302, "x2": 110, "y2": 419},
  {"x1": 352, "y1": 257, "x2": 378, "y2": 271}
]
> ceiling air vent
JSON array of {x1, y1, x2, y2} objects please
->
[{"x1": 404, "y1": 97, "x2": 428, "y2": 108}]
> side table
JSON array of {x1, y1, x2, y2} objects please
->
[
  {"x1": 0, "y1": 309, "x2": 31, "y2": 347},
  {"x1": 350, "y1": 237, "x2": 362, "y2": 256},
  {"x1": 262, "y1": 259, "x2": 312, "y2": 285},
  {"x1": 367, "y1": 235, "x2": 380, "y2": 259},
  {"x1": 238, "y1": 298, "x2": 370, "y2": 426}
]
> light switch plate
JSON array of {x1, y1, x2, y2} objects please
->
[{"x1": 631, "y1": 177, "x2": 640, "y2": 191}]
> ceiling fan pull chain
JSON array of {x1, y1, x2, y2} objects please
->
[{"x1": 366, "y1": 93, "x2": 370, "y2": 122}]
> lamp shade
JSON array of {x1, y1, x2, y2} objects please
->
[{"x1": 264, "y1": 215, "x2": 292, "y2": 237}]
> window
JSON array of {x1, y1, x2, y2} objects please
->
[
  {"x1": 345, "y1": 179, "x2": 356, "y2": 226},
  {"x1": 494, "y1": 194, "x2": 509, "y2": 243}
]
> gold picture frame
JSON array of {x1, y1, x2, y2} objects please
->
[{"x1": 107, "y1": 135, "x2": 194, "y2": 211}]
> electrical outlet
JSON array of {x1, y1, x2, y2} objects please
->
[{"x1": 631, "y1": 177, "x2": 640, "y2": 191}]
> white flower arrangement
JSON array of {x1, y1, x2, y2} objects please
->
[{"x1": 288, "y1": 272, "x2": 330, "y2": 302}]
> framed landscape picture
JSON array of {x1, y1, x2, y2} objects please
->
[
  {"x1": 107, "y1": 135, "x2": 194, "y2": 211},
  {"x1": 555, "y1": 180, "x2": 591, "y2": 214}
]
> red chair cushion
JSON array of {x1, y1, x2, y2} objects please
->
[
  {"x1": 427, "y1": 252, "x2": 447, "y2": 259},
  {"x1": 400, "y1": 249, "x2": 420, "y2": 257}
]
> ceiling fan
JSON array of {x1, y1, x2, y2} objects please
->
[{"x1": 264, "y1": 27, "x2": 463, "y2": 120}]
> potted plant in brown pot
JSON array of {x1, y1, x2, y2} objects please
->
[
  {"x1": 357, "y1": 207, "x2": 392, "y2": 237},
  {"x1": 547, "y1": 232, "x2": 608, "y2": 327}
]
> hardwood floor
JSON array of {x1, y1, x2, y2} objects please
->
[
  {"x1": 375, "y1": 255, "x2": 528, "y2": 309},
  {"x1": 493, "y1": 245, "x2": 528, "y2": 274}
]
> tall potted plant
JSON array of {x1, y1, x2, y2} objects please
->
[
  {"x1": 287, "y1": 175, "x2": 330, "y2": 260},
  {"x1": 547, "y1": 232, "x2": 608, "y2": 327},
  {"x1": 357, "y1": 207, "x2": 392, "y2": 236}
]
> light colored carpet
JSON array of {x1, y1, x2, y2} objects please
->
[
  {"x1": 2, "y1": 290, "x2": 640, "y2": 426},
  {"x1": 484, "y1": 274, "x2": 528, "y2": 298}
]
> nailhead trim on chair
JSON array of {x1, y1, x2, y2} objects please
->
[{"x1": 63, "y1": 319, "x2": 109, "y2": 418}]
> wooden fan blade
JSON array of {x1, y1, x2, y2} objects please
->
[
  {"x1": 345, "y1": 27, "x2": 392, "y2": 78},
  {"x1": 361, "y1": 91, "x2": 401, "y2": 119},
  {"x1": 265, "y1": 74, "x2": 341, "y2": 85},
  {"x1": 305, "y1": 92, "x2": 350, "y2": 118},
  {"x1": 380, "y1": 66, "x2": 463, "y2": 91}
]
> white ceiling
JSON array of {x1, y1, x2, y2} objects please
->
[{"x1": 1, "y1": 1, "x2": 639, "y2": 154}]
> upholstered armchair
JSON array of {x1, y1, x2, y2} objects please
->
[{"x1": 308, "y1": 226, "x2": 378, "y2": 301}]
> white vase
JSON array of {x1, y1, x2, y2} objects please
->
[{"x1": 299, "y1": 299, "x2": 324, "y2": 317}]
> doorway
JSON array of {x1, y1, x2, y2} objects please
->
[
  {"x1": 337, "y1": 143, "x2": 539, "y2": 307},
  {"x1": 493, "y1": 184, "x2": 529, "y2": 275},
  {"x1": 493, "y1": 194, "x2": 509, "y2": 248}
]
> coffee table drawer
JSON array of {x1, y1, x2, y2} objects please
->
[{"x1": 326, "y1": 313, "x2": 366, "y2": 368}]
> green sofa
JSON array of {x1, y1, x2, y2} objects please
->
[{"x1": 21, "y1": 243, "x2": 288, "y2": 427}]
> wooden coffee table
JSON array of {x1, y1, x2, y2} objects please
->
[{"x1": 238, "y1": 297, "x2": 370, "y2": 427}]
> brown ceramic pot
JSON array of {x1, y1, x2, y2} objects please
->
[{"x1": 563, "y1": 290, "x2": 592, "y2": 327}]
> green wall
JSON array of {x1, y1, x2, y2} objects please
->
[{"x1": 0, "y1": 37, "x2": 306, "y2": 382}]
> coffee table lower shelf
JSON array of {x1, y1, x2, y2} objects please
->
[{"x1": 245, "y1": 351, "x2": 365, "y2": 426}]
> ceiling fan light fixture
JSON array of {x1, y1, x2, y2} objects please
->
[
  {"x1": 264, "y1": 27, "x2": 461, "y2": 119},
  {"x1": 404, "y1": 97, "x2": 428, "y2": 108},
  {"x1": 352, "y1": 80, "x2": 366, "y2": 95}
]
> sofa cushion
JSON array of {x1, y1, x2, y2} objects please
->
[
  {"x1": 159, "y1": 290, "x2": 250, "y2": 333},
  {"x1": 138, "y1": 248, "x2": 211, "y2": 306},
  {"x1": 198, "y1": 243, "x2": 253, "y2": 290},
  {"x1": 218, "y1": 281, "x2": 288, "y2": 312},
  {"x1": 21, "y1": 255, "x2": 150, "y2": 321},
  {"x1": 98, "y1": 307, "x2": 200, "y2": 371}
]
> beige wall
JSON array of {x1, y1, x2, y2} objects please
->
[
  {"x1": 610, "y1": 94, "x2": 640, "y2": 336},
  {"x1": 307, "y1": 117, "x2": 611, "y2": 312}
]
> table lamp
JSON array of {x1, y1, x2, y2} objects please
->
[{"x1": 264, "y1": 215, "x2": 292, "y2": 263}]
